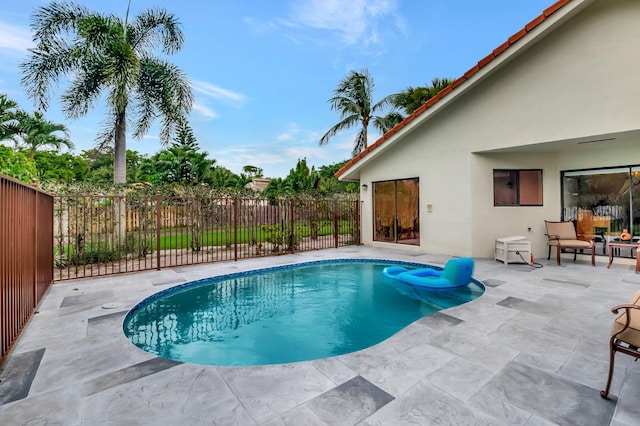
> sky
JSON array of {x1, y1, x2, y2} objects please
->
[{"x1": 0, "y1": 0, "x2": 553, "y2": 178}]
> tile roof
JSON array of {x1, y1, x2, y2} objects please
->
[{"x1": 335, "y1": 0, "x2": 574, "y2": 179}]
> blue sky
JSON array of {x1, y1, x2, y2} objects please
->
[{"x1": 0, "y1": 0, "x2": 551, "y2": 178}]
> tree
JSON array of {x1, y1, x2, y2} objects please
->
[
  {"x1": 263, "y1": 177, "x2": 293, "y2": 199},
  {"x1": 319, "y1": 69, "x2": 396, "y2": 157},
  {"x1": 139, "y1": 143, "x2": 214, "y2": 185},
  {"x1": 20, "y1": 1, "x2": 193, "y2": 183},
  {"x1": 317, "y1": 160, "x2": 354, "y2": 194},
  {"x1": 137, "y1": 124, "x2": 216, "y2": 185},
  {"x1": 285, "y1": 158, "x2": 320, "y2": 193},
  {"x1": 0, "y1": 94, "x2": 23, "y2": 143},
  {"x1": 16, "y1": 111, "x2": 73, "y2": 159},
  {"x1": 34, "y1": 150, "x2": 89, "y2": 182},
  {"x1": 82, "y1": 148, "x2": 145, "y2": 184},
  {"x1": 243, "y1": 165, "x2": 264, "y2": 178},
  {"x1": 392, "y1": 77, "x2": 454, "y2": 115},
  {"x1": 0, "y1": 146, "x2": 38, "y2": 183}
]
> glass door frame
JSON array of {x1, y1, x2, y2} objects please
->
[
  {"x1": 372, "y1": 178, "x2": 420, "y2": 245},
  {"x1": 561, "y1": 164, "x2": 640, "y2": 256}
]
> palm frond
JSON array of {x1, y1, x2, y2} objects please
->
[
  {"x1": 133, "y1": 57, "x2": 193, "y2": 144},
  {"x1": 128, "y1": 7, "x2": 184, "y2": 54},
  {"x1": 319, "y1": 115, "x2": 360, "y2": 146},
  {"x1": 373, "y1": 112, "x2": 404, "y2": 134},
  {"x1": 352, "y1": 129, "x2": 367, "y2": 157}
]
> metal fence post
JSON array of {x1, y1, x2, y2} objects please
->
[
  {"x1": 156, "y1": 195, "x2": 161, "y2": 270},
  {"x1": 356, "y1": 200, "x2": 361, "y2": 245},
  {"x1": 290, "y1": 199, "x2": 295, "y2": 254},
  {"x1": 334, "y1": 199, "x2": 339, "y2": 248},
  {"x1": 233, "y1": 197, "x2": 238, "y2": 261}
]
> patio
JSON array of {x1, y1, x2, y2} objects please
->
[{"x1": 1, "y1": 246, "x2": 639, "y2": 425}]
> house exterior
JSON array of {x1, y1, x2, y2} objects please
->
[
  {"x1": 336, "y1": 0, "x2": 640, "y2": 262},
  {"x1": 246, "y1": 178, "x2": 271, "y2": 192}
]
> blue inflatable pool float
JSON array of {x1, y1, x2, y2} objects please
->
[{"x1": 382, "y1": 258, "x2": 475, "y2": 290}]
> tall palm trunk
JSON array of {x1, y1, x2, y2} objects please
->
[
  {"x1": 114, "y1": 110, "x2": 127, "y2": 247},
  {"x1": 114, "y1": 110, "x2": 127, "y2": 184}
]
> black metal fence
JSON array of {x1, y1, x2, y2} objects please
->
[
  {"x1": 53, "y1": 195, "x2": 360, "y2": 281},
  {"x1": 1, "y1": 174, "x2": 53, "y2": 364}
]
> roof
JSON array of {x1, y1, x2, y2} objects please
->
[
  {"x1": 335, "y1": 0, "x2": 577, "y2": 180},
  {"x1": 246, "y1": 178, "x2": 271, "y2": 192}
]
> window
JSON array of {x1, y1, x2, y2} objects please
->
[
  {"x1": 493, "y1": 169, "x2": 543, "y2": 206},
  {"x1": 373, "y1": 178, "x2": 419, "y2": 245}
]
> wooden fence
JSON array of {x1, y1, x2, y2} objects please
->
[
  {"x1": 53, "y1": 195, "x2": 360, "y2": 281},
  {"x1": 1, "y1": 175, "x2": 53, "y2": 365}
]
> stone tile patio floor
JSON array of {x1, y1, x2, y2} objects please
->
[{"x1": 1, "y1": 246, "x2": 640, "y2": 425}]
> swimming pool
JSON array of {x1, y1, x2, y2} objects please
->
[{"x1": 123, "y1": 259, "x2": 484, "y2": 366}]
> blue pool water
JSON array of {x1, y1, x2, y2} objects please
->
[{"x1": 123, "y1": 259, "x2": 484, "y2": 366}]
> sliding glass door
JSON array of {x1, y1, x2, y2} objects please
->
[
  {"x1": 562, "y1": 166, "x2": 640, "y2": 254},
  {"x1": 373, "y1": 178, "x2": 419, "y2": 245}
]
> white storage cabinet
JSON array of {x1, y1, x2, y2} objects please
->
[{"x1": 495, "y1": 236, "x2": 531, "y2": 265}]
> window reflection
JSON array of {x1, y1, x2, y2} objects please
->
[
  {"x1": 493, "y1": 169, "x2": 542, "y2": 206},
  {"x1": 563, "y1": 167, "x2": 640, "y2": 255}
]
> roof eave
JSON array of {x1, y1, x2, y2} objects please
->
[{"x1": 336, "y1": 0, "x2": 594, "y2": 182}]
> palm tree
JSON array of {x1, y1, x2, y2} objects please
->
[
  {"x1": 20, "y1": 1, "x2": 193, "y2": 183},
  {"x1": 17, "y1": 111, "x2": 73, "y2": 159},
  {"x1": 0, "y1": 94, "x2": 23, "y2": 143},
  {"x1": 392, "y1": 77, "x2": 454, "y2": 115},
  {"x1": 320, "y1": 69, "x2": 396, "y2": 157}
]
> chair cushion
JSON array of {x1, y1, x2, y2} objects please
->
[
  {"x1": 612, "y1": 291, "x2": 640, "y2": 348},
  {"x1": 545, "y1": 221, "x2": 577, "y2": 240},
  {"x1": 547, "y1": 239, "x2": 592, "y2": 249}
]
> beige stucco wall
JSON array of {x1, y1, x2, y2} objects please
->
[{"x1": 358, "y1": 0, "x2": 640, "y2": 260}]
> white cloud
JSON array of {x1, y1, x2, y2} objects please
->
[
  {"x1": 239, "y1": 152, "x2": 287, "y2": 165},
  {"x1": 288, "y1": 0, "x2": 400, "y2": 46},
  {"x1": 0, "y1": 22, "x2": 33, "y2": 53},
  {"x1": 191, "y1": 80, "x2": 248, "y2": 107},
  {"x1": 217, "y1": 151, "x2": 288, "y2": 177},
  {"x1": 192, "y1": 102, "x2": 219, "y2": 119},
  {"x1": 275, "y1": 122, "x2": 322, "y2": 145},
  {"x1": 285, "y1": 146, "x2": 332, "y2": 161},
  {"x1": 277, "y1": 132, "x2": 294, "y2": 142}
]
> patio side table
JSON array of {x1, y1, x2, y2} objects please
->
[{"x1": 607, "y1": 241, "x2": 640, "y2": 273}]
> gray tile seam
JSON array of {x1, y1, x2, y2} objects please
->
[
  {"x1": 496, "y1": 296, "x2": 524, "y2": 307},
  {"x1": 541, "y1": 278, "x2": 589, "y2": 288},
  {"x1": 152, "y1": 278, "x2": 187, "y2": 286},
  {"x1": 482, "y1": 279, "x2": 506, "y2": 288},
  {"x1": 87, "y1": 310, "x2": 128, "y2": 324},
  {"x1": 82, "y1": 357, "x2": 183, "y2": 396},
  {"x1": 496, "y1": 296, "x2": 558, "y2": 317},
  {"x1": 419, "y1": 311, "x2": 464, "y2": 328}
]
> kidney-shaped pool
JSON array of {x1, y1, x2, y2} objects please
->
[{"x1": 123, "y1": 259, "x2": 484, "y2": 366}]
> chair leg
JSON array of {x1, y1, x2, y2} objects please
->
[
  {"x1": 601, "y1": 338, "x2": 617, "y2": 398},
  {"x1": 556, "y1": 247, "x2": 561, "y2": 265},
  {"x1": 548, "y1": 246, "x2": 551, "y2": 261},
  {"x1": 573, "y1": 250, "x2": 577, "y2": 262}
]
